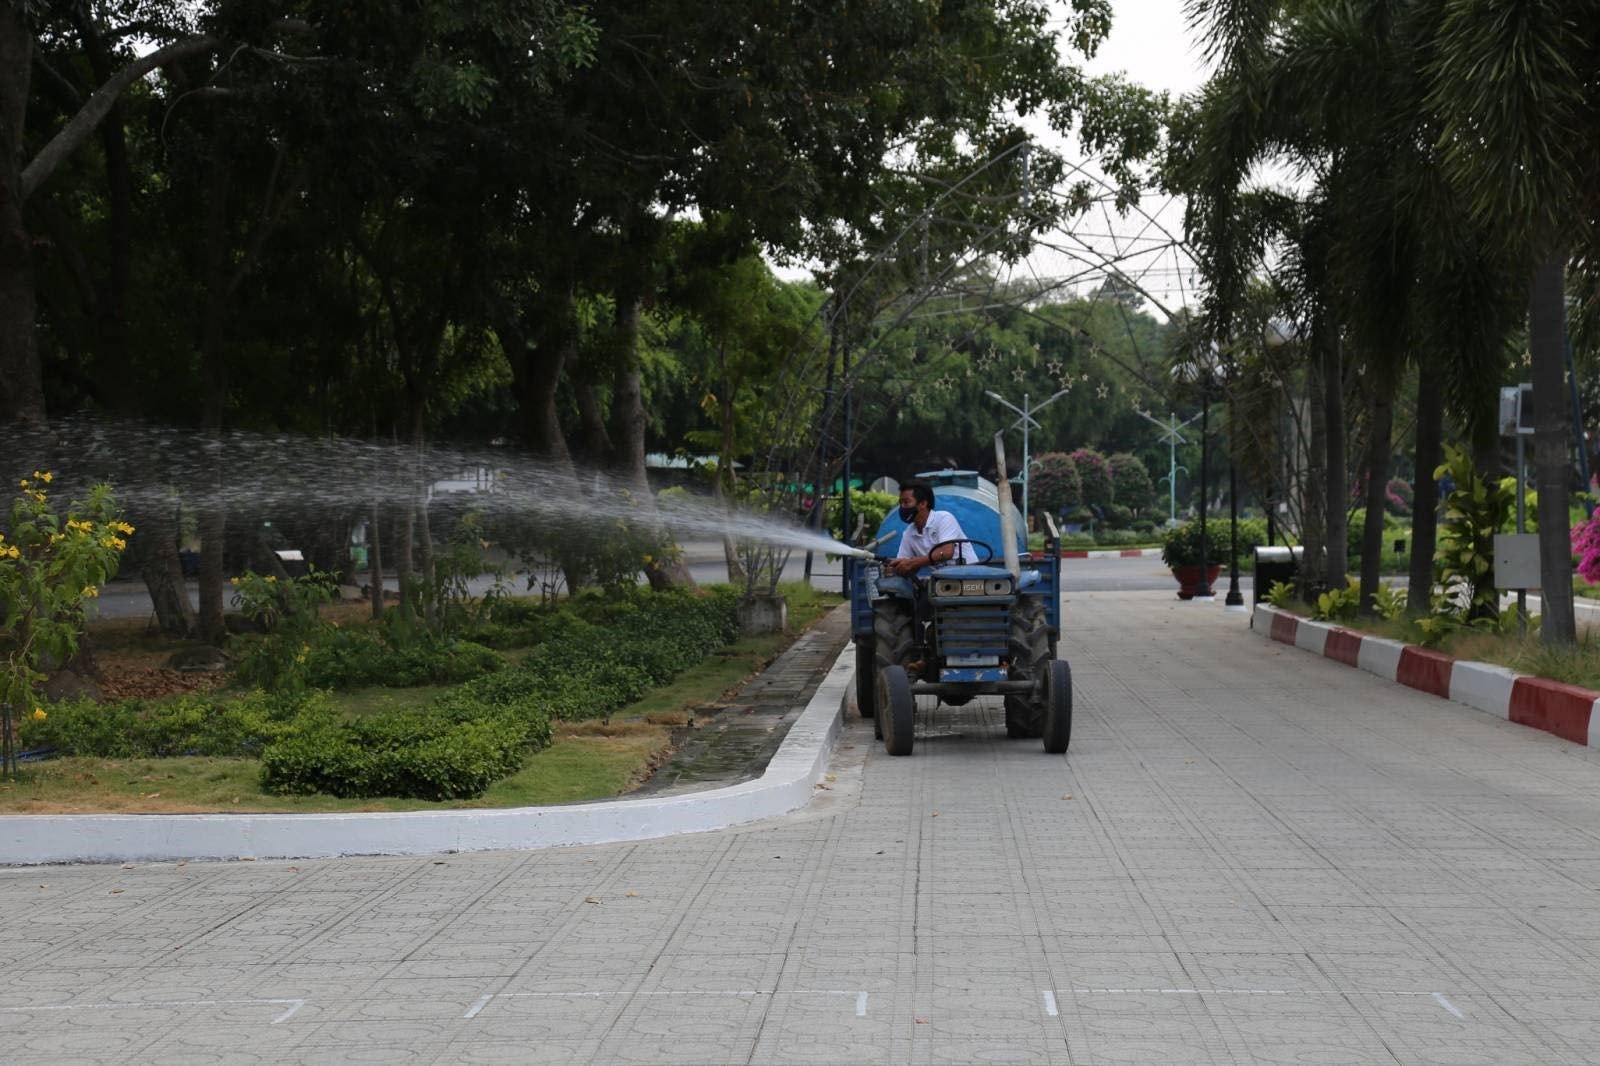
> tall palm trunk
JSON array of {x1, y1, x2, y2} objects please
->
[
  {"x1": 1407, "y1": 369, "x2": 1444, "y2": 615},
  {"x1": 1302, "y1": 354, "x2": 1327, "y2": 599},
  {"x1": 1358, "y1": 387, "x2": 1394, "y2": 615},
  {"x1": 1530, "y1": 255, "x2": 1575, "y2": 644},
  {"x1": 1321, "y1": 332, "x2": 1348, "y2": 590}
]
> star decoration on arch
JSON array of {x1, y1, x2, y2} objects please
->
[{"x1": 1097, "y1": 383, "x2": 1110, "y2": 400}]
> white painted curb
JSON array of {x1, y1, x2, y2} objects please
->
[
  {"x1": 1448, "y1": 660, "x2": 1519, "y2": 721},
  {"x1": 1356, "y1": 634, "x2": 1406, "y2": 682},
  {"x1": 0, "y1": 645, "x2": 856, "y2": 866},
  {"x1": 1294, "y1": 617, "x2": 1331, "y2": 656}
]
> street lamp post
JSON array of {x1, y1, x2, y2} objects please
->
[
  {"x1": 1137, "y1": 410, "x2": 1201, "y2": 525},
  {"x1": 985, "y1": 388, "x2": 1070, "y2": 527}
]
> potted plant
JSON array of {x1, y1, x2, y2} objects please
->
[{"x1": 1160, "y1": 519, "x2": 1230, "y2": 599}]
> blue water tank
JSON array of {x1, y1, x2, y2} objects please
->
[{"x1": 871, "y1": 470, "x2": 1026, "y2": 563}]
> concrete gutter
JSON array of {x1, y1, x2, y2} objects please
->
[{"x1": 0, "y1": 645, "x2": 856, "y2": 866}]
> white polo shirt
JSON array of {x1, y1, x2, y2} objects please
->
[{"x1": 897, "y1": 510, "x2": 969, "y2": 565}]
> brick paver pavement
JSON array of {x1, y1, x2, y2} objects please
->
[{"x1": 6, "y1": 591, "x2": 1600, "y2": 1064}]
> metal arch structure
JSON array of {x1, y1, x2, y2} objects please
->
[{"x1": 739, "y1": 149, "x2": 1200, "y2": 573}]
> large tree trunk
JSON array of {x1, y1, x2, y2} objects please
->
[
  {"x1": 1407, "y1": 368, "x2": 1444, "y2": 616},
  {"x1": 135, "y1": 502, "x2": 196, "y2": 637},
  {"x1": 1358, "y1": 386, "x2": 1393, "y2": 615},
  {"x1": 611, "y1": 286, "x2": 695, "y2": 590},
  {"x1": 0, "y1": 7, "x2": 43, "y2": 425},
  {"x1": 368, "y1": 501, "x2": 385, "y2": 620},
  {"x1": 1321, "y1": 331, "x2": 1348, "y2": 590},
  {"x1": 717, "y1": 365, "x2": 745, "y2": 584},
  {"x1": 1531, "y1": 255, "x2": 1575, "y2": 645},
  {"x1": 196, "y1": 150, "x2": 233, "y2": 643}
]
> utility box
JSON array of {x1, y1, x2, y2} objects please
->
[
  {"x1": 1253, "y1": 545, "x2": 1304, "y2": 604},
  {"x1": 1494, "y1": 533, "x2": 1541, "y2": 590}
]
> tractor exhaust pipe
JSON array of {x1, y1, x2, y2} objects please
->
[{"x1": 993, "y1": 433, "x2": 1021, "y2": 581}]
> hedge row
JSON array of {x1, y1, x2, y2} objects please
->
[
  {"x1": 20, "y1": 690, "x2": 312, "y2": 758},
  {"x1": 258, "y1": 588, "x2": 742, "y2": 800}
]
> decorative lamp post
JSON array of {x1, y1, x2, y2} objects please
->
[{"x1": 985, "y1": 388, "x2": 1070, "y2": 527}]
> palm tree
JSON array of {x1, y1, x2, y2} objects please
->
[{"x1": 1427, "y1": 1, "x2": 1600, "y2": 645}]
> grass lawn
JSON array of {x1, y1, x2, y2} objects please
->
[{"x1": 3, "y1": 584, "x2": 841, "y2": 813}]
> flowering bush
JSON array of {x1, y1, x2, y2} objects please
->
[
  {"x1": 1070, "y1": 448, "x2": 1114, "y2": 507},
  {"x1": 1385, "y1": 478, "x2": 1413, "y2": 516},
  {"x1": 1029, "y1": 452, "x2": 1081, "y2": 515},
  {"x1": 0, "y1": 473, "x2": 131, "y2": 772},
  {"x1": 1572, "y1": 512, "x2": 1600, "y2": 585}
]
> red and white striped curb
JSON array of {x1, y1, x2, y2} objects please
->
[
  {"x1": 1059, "y1": 547, "x2": 1163, "y2": 559},
  {"x1": 1252, "y1": 604, "x2": 1600, "y2": 750}
]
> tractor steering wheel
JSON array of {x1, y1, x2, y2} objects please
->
[{"x1": 930, "y1": 538, "x2": 994, "y2": 566}]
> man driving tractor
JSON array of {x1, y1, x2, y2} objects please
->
[{"x1": 884, "y1": 482, "x2": 968, "y2": 576}]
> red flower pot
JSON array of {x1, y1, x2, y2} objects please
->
[{"x1": 1171, "y1": 564, "x2": 1223, "y2": 599}]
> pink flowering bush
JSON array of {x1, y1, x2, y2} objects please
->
[{"x1": 1573, "y1": 513, "x2": 1600, "y2": 584}]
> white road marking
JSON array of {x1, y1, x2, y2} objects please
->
[
  {"x1": 0, "y1": 998, "x2": 306, "y2": 1025},
  {"x1": 1072, "y1": 986, "x2": 1466, "y2": 1012},
  {"x1": 1042, "y1": 990, "x2": 1059, "y2": 1016},
  {"x1": 462, "y1": 988, "x2": 868, "y2": 1018}
]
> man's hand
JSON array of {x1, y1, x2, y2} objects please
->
[{"x1": 886, "y1": 557, "x2": 920, "y2": 576}]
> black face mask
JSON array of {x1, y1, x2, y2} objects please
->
[{"x1": 898, "y1": 505, "x2": 917, "y2": 523}]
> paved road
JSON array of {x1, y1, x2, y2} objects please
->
[
  {"x1": 88, "y1": 551, "x2": 1219, "y2": 622},
  {"x1": 10, "y1": 591, "x2": 1600, "y2": 1063}
]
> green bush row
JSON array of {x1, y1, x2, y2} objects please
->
[
  {"x1": 259, "y1": 710, "x2": 547, "y2": 801},
  {"x1": 20, "y1": 689, "x2": 313, "y2": 758},
  {"x1": 231, "y1": 628, "x2": 504, "y2": 691}
]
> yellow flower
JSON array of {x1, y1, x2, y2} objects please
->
[
  {"x1": 112, "y1": 521, "x2": 134, "y2": 535},
  {"x1": 230, "y1": 577, "x2": 240, "y2": 586},
  {"x1": 109, "y1": 537, "x2": 126, "y2": 551},
  {"x1": 33, "y1": 471, "x2": 51, "y2": 483},
  {"x1": 82, "y1": 585, "x2": 99, "y2": 598},
  {"x1": 18, "y1": 479, "x2": 27, "y2": 488},
  {"x1": 3, "y1": 546, "x2": 18, "y2": 559},
  {"x1": 48, "y1": 533, "x2": 63, "y2": 544},
  {"x1": 266, "y1": 575, "x2": 277, "y2": 583},
  {"x1": 31, "y1": 708, "x2": 46, "y2": 721}
]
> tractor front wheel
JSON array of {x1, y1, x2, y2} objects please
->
[
  {"x1": 1043, "y1": 659, "x2": 1072, "y2": 754},
  {"x1": 1005, "y1": 595, "x2": 1051, "y2": 738},
  {"x1": 872, "y1": 600, "x2": 915, "y2": 742},
  {"x1": 879, "y1": 665, "x2": 915, "y2": 756},
  {"x1": 855, "y1": 639, "x2": 877, "y2": 720}
]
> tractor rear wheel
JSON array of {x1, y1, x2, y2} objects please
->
[
  {"x1": 879, "y1": 665, "x2": 915, "y2": 756},
  {"x1": 855, "y1": 639, "x2": 877, "y2": 720},
  {"x1": 1005, "y1": 595, "x2": 1050, "y2": 738},
  {"x1": 1043, "y1": 659, "x2": 1072, "y2": 754},
  {"x1": 872, "y1": 599, "x2": 915, "y2": 741}
]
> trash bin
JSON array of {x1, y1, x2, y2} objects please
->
[{"x1": 1252, "y1": 545, "x2": 1303, "y2": 604}]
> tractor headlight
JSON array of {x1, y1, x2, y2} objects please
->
[{"x1": 934, "y1": 579, "x2": 962, "y2": 597}]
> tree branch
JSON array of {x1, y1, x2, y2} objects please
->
[{"x1": 21, "y1": 34, "x2": 220, "y2": 202}]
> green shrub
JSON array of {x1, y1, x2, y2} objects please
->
[
  {"x1": 1070, "y1": 448, "x2": 1114, "y2": 507},
  {"x1": 298, "y1": 630, "x2": 503, "y2": 690},
  {"x1": 259, "y1": 709, "x2": 548, "y2": 801},
  {"x1": 1160, "y1": 519, "x2": 1234, "y2": 567},
  {"x1": 1095, "y1": 529, "x2": 1140, "y2": 547},
  {"x1": 1030, "y1": 452, "x2": 1082, "y2": 515},
  {"x1": 1108, "y1": 452, "x2": 1155, "y2": 512},
  {"x1": 22, "y1": 689, "x2": 322, "y2": 757},
  {"x1": 1059, "y1": 533, "x2": 1096, "y2": 549}
]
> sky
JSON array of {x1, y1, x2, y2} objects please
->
[{"x1": 1080, "y1": 0, "x2": 1211, "y2": 96}]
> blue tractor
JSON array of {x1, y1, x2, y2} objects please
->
[{"x1": 845, "y1": 466, "x2": 1070, "y2": 756}]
